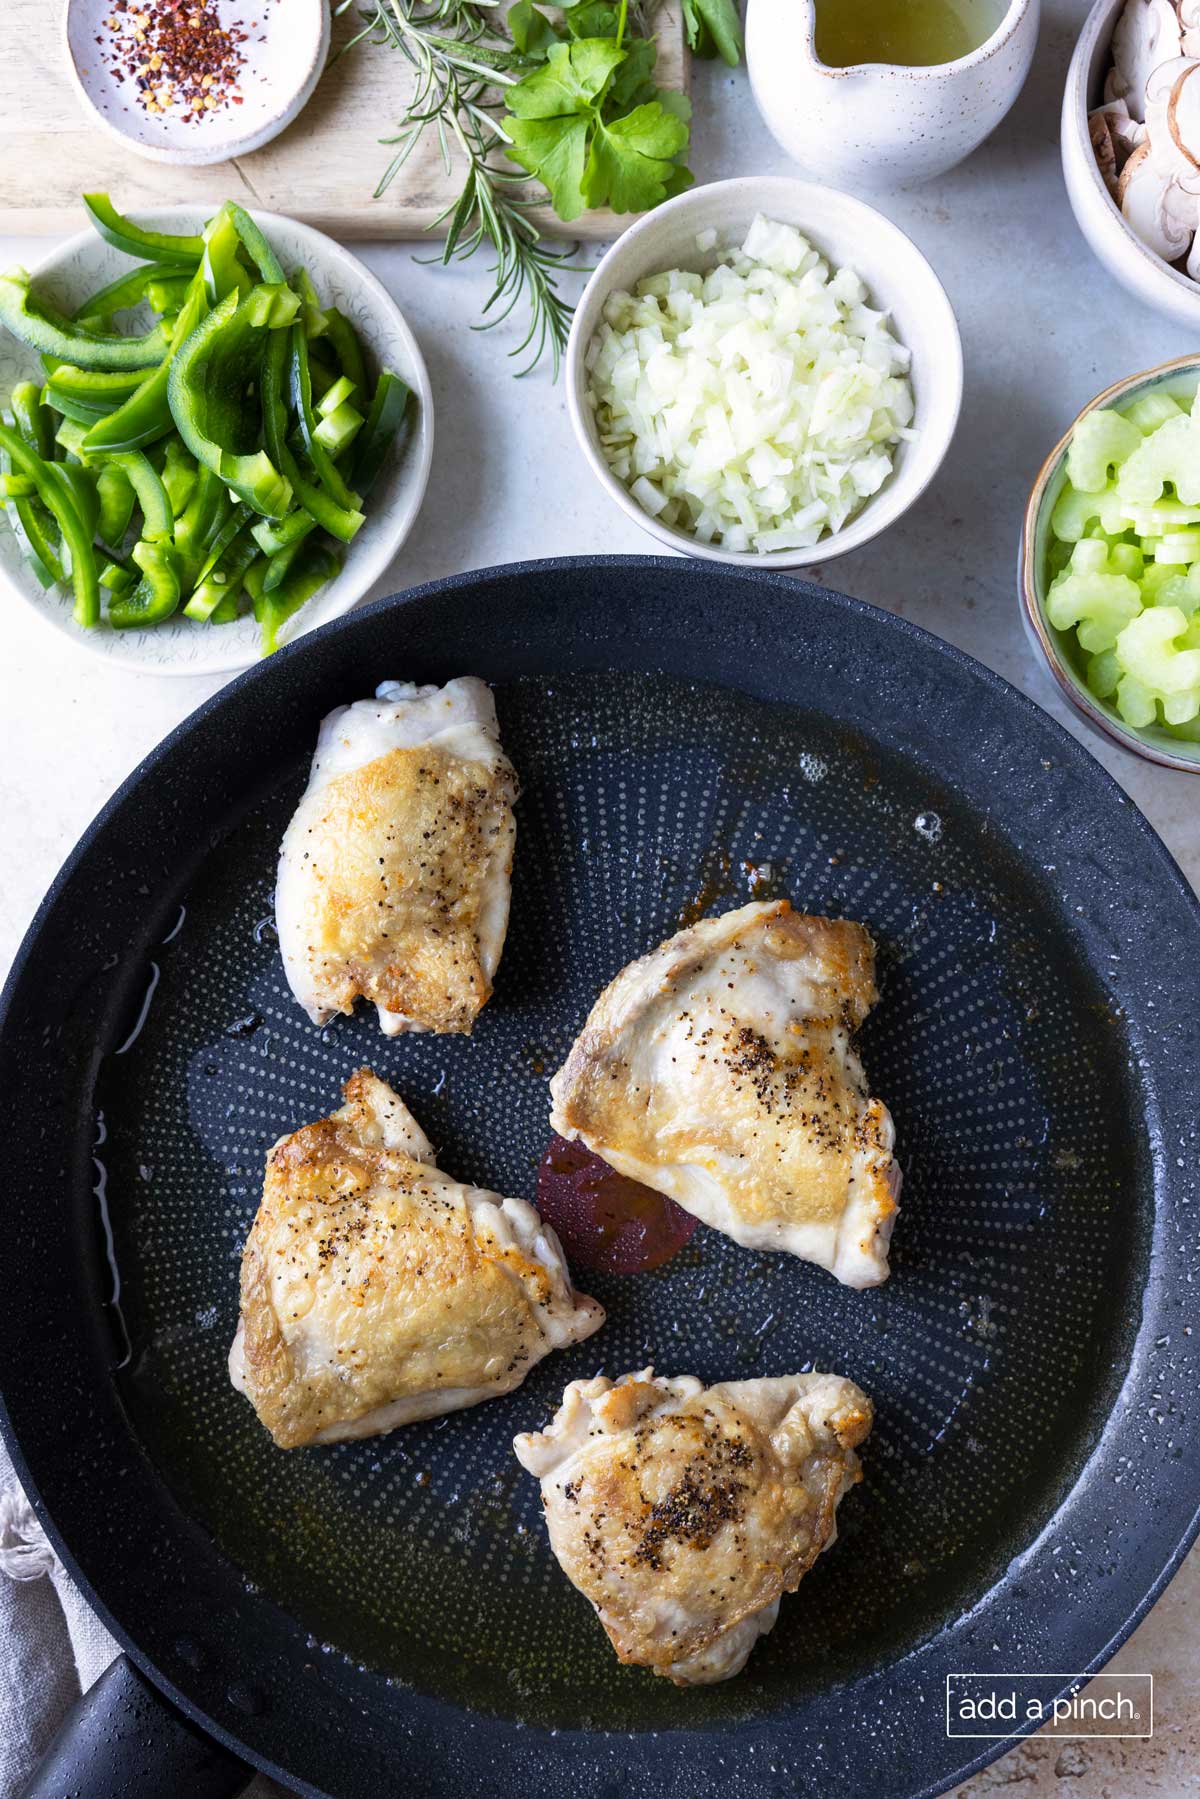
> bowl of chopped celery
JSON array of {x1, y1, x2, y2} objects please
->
[
  {"x1": 1021, "y1": 355, "x2": 1200, "y2": 772},
  {"x1": 0, "y1": 200, "x2": 432, "y2": 674},
  {"x1": 565, "y1": 176, "x2": 962, "y2": 567}
]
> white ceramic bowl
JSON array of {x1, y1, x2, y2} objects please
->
[
  {"x1": 64, "y1": 0, "x2": 329, "y2": 167},
  {"x1": 0, "y1": 206, "x2": 433, "y2": 677},
  {"x1": 1062, "y1": 0, "x2": 1200, "y2": 329},
  {"x1": 1019, "y1": 355, "x2": 1200, "y2": 774},
  {"x1": 565, "y1": 177, "x2": 963, "y2": 569}
]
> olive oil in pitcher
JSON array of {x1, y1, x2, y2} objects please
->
[{"x1": 814, "y1": 0, "x2": 1009, "y2": 67}]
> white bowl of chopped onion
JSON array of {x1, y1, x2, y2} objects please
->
[{"x1": 567, "y1": 177, "x2": 962, "y2": 566}]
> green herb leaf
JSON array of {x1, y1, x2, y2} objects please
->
[
  {"x1": 606, "y1": 35, "x2": 658, "y2": 111},
  {"x1": 506, "y1": 114, "x2": 592, "y2": 220},
  {"x1": 580, "y1": 99, "x2": 692, "y2": 213},
  {"x1": 507, "y1": 0, "x2": 559, "y2": 58},
  {"x1": 681, "y1": 0, "x2": 744, "y2": 65},
  {"x1": 506, "y1": 38, "x2": 627, "y2": 117}
]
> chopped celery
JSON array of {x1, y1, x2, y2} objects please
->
[
  {"x1": 1117, "y1": 415, "x2": 1200, "y2": 505},
  {"x1": 1067, "y1": 409, "x2": 1141, "y2": 491},
  {"x1": 1045, "y1": 567, "x2": 1141, "y2": 653},
  {"x1": 1114, "y1": 606, "x2": 1200, "y2": 719},
  {"x1": 1154, "y1": 530, "x2": 1200, "y2": 564},
  {"x1": 1124, "y1": 390, "x2": 1186, "y2": 435},
  {"x1": 1087, "y1": 649, "x2": 1120, "y2": 698}
]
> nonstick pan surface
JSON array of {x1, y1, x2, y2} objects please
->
[{"x1": 1, "y1": 557, "x2": 1198, "y2": 1799}]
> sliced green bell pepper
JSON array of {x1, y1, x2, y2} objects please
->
[
  {"x1": 0, "y1": 423, "x2": 98, "y2": 625},
  {"x1": 82, "y1": 269, "x2": 208, "y2": 457},
  {"x1": 82, "y1": 196, "x2": 204, "y2": 267},
  {"x1": 227, "y1": 206, "x2": 285, "y2": 285},
  {"x1": 255, "y1": 543, "x2": 340, "y2": 654},
  {"x1": 1, "y1": 473, "x2": 36, "y2": 499},
  {"x1": 352, "y1": 370, "x2": 411, "y2": 499},
  {"x1": 102, "y1": 449, "x2": 173, "y2": 542},
  {"x1": 108, "y1": 538, "x2": 182, "y2": 629},
  {"x1": 175, "y1": 464, "x2": 232, "y2": 584},
  {"x1": 167, "y1": 288, "x2": 292, "y2": 517},
  {"x1": 96, "y1": 461, "x2": 135, "y2": 549},
  {"x1": 313, "y1": 400, "x2": 363, "y2": 458},
  {"x1": 201, "y1": 205, "x2": 253, "y2": 306},
  {"x1": 185, "y1": 524, "x2": 259, "y2": 621},
  {"x1": 99, "y1": 557, "x2": 137, "y2": 596},
  {"x1": 72, "y1": 265, "x2": 162, "y2": 332},
  {"x1": 0, "y1": 270, "x2": 167, "y2": 371},
  {"x1": 44, "y1": 460, "x2": 99, "y2": 542},
  {"x1": 251, "y1": 507, "x2": 316, "y2": 558},
  {"x1": 323, "y1": 310, "x2": 367, "y2": 402},
  {"x1": 10, "y1": 382, "x2": 54, "y2": 458},
  {"x1": 162, "y1": 439, "x2": 198, "y2": 517},
  {"x1": 45, "y1": 364, "x2": 149, "y2": 409},
  {"x1": 288, "y1": 321, "x2": 360, "y2": 513}
]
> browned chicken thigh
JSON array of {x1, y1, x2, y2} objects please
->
[
  {"x1": 230, "y1": 1070, "x2": 602, "y2": 1447},
  {"x1": 550, "y1": 899, "x2": 900, "y2": 1287},
  {"x1": 514, "y1": 1367, "x2": 872, "y2": 1683}
]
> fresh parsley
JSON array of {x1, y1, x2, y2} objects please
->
[
  {"x1": 503, "y1": 0, "x2": 694, "y2": 222},
  {"x1": 680, "y1": 0, "x2": 744, "y2": 66}
]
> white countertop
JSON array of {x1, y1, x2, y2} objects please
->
[{"x1": 0, "y1": 1, "x2": 1196, "y2": 1790}]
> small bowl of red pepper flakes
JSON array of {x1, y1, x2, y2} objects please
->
[{"x1": 64, "y1": 0, "x2": 329, "y2": 166}]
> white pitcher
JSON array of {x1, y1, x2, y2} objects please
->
[{"x1": 746, "y1": 0, "x2": 1040, "y2": 188}]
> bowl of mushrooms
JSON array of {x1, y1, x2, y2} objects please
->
[{"x1": 1063, "y1": 0, "x2": 1200, "y2": 326}]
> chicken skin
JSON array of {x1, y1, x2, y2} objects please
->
[
  {"x1": 549, "y1": 900, "x2": 900, "y2": 1288},
  {"x1": 514, "y1": 1367, "x2": 872, "y2": 1684},
  {"x1": 276, "y1": 677, "x2": 517, "y2": 1036},
  {"x1": 230, "y1": 1070, "x2": 603, "y2": 1447}
]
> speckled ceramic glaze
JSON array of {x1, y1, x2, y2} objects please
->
[
  {"x1": 2, "y1": 560, "x2": 1199, "y2": 1799},
  {"x1": 746, "y1": 0, "x2": 1040, "y2": 187},
  {"x1": 0, "y1": 207, "x2": 433, "y2": 677},
  {"x1": 1062, "y1": 0, "x2": 1200, "y2": 329},
  {"x1": 64, "y1": 0, "x2": 330, "y2": 167}
]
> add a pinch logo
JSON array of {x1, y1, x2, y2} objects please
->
[{"x1": 947, "y1": 1673, "x2": 1153, "y2": 1738}]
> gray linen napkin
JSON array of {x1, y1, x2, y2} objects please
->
[{"x1": 0, "y1": 1435, "x2": 289, "y2": 1799}]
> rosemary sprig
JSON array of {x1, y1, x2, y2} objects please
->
[{"x1": 339, "y1": 0, "x2": 579, "y2": 377}]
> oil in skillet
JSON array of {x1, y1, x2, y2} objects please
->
[{"x1": 814, "y1": 0, "x2": 1007, "y2": 67}]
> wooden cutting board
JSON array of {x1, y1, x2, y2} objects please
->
[{"x1": 1, "y1": 0, "x2": 687, "y2": 240}]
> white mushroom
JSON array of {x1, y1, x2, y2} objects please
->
[
  {"x1": 1106, "y1": 0, "x2": 1185, "y2": 119},
  {"x1": 1091, "y1": 108, "x2": 1123, "y2": 191},
  {"x1": 1119, "y1": 139, "x2": 1196, "y2": 255},
  {"x1": 1174, "y1": 0, "x2": 1200, "y2": 56},
  {"x1": 1145, "y1": 56, "x2": 1200, "y2": 172}
]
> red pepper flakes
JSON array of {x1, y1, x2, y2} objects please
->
[{"x1": 98, "y1": 0, "x2": 275, "y2": 123}]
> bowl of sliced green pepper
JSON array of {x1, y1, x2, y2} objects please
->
[{"x1": 0, "y1": 197, "x2": 433, "y2": 671}]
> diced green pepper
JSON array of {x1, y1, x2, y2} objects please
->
[
  {"x1": 251, "y1": 507, "x2": 315, "y2": 557},
  {"x1": 318, "y1": 375, "x2": 356, "y2": 418},
  {"x1": 99, "y1": 557, "x2": 138, "y2": 596},
  {"x1": 290, "y1": 268, "x2": 328, "y2": 338},
  {"x1": 1, "y1": 473, "x2": 36, "y2": 498},
  {"x1": 82, "y1": 195, "x2": 204, "y2": 267},
  {"x1": 313, "y1": 399, "x2": 363, "y2": 458}
]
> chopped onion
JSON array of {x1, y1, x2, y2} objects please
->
[{"x1": 586, "y1": 215, "x2": 916, "y2": 554}]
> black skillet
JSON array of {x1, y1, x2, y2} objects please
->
[{"x1": 3, "y1": 557, "x2": 1199, "y2": 1799}]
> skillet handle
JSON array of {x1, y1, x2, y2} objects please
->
[{"x1": 21, "y1": 1652, "x2": 254, "y2": 1799}]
